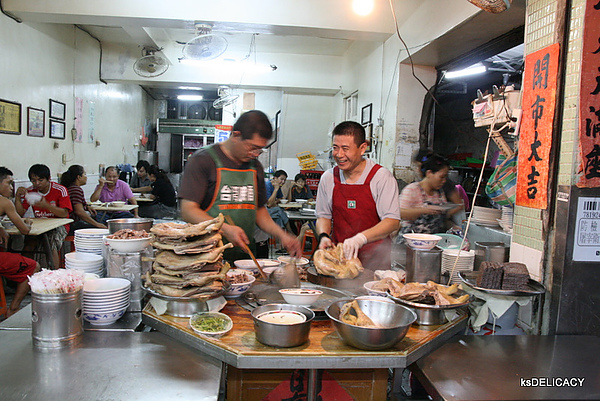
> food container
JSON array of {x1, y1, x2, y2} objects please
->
[
  {"x1": 189, "y1": 312, "x2": 233, "y2": 338},
  {"x1": 144, "y1": 282, "x2": 231, "y2": 317},
  {"x1": 403, "y1": 233, "x2": 442, "y2": 250},
  {"x1": 109, "y1": 201, "x2": 126, "y2": 207},
  {"x1": 363, "y1": 281, "x2": 387, "y2": 297},
  {"x1": 474, "y1": 242, "x2": 509, "y2": 271},
  {"x1": 233, "y1": 259, "x2": 265, "y2": 275},
  {"x1": 107, "y1": 218, "x2": 154, "y2": 234},
  {"x1": 251, "y1": 304, "x2": 314, "y2": 347},
  {"x1": 325, "y1": 298, "x2": 417, "y2": 350},
  {"x1": 104, "y1": 236, "x2": 151, "y2": 253},
  {"x1": 224, "y1": 269, "x2": 256, "y2": 299},
  {"x1": 278, "y1": 288, "x2": 323, "y2": 306},
  {"x1": 387, "y1": 289, "x2": 470, "y2": 326},
  {"x1": 31, "y1": 289, "x2": 83, "y2": 349}
]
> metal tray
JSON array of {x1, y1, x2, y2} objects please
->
[
  {"x1": 387, "y1": 288, "x2": 471, "y2": 311},
  {"x1": 143, "y1": 281, "x2": 230, "y2": 301},
  {"x1": 240, "y1": 282, "x2": 353, "y2": 313},
  {"x1": 458, "y1": 271, "x2": 546, "y2": 296}
]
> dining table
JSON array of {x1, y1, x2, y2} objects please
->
[{"x1": 5, "y1": 217, "x2": 73, "y2": 269}]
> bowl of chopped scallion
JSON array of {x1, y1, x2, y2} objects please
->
[{"x1": 189, "y1": 312, "x2": 233, "y2": 338}]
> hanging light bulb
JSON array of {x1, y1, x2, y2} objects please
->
[{"x1": 353, "y1": 0, "x2": 374, "y2": 16}]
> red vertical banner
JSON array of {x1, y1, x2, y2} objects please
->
[
  {"x1": 578, "y1": 1, "x2": 600, "y2": 187},
  {"x1": 516, "y1": 43, "x2": 560, "y2": 209}
]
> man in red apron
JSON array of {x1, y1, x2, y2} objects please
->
[
  {"x1": 179, "y1": 110, "x2": 301, "y2": 261},
  {"x1": 315, "y1": 121, "x2": 400, "y2": 270}
]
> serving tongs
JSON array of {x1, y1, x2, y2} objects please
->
[{"x1": 224, "y1": 215, "x2": 268, "y2": 281}]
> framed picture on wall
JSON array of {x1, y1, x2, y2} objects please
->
[
  {"x1": 0, "y1": 99, "x2": 22, "y2": 135},
  {"x1": 27, "y1": 107, "x2": 45, "y2": 137},
  {"x1": 50, "y1": 119, "x2": 66, "y2": 139},
  {"x1": 361, "y1": 103, "x2": 372, "y2": 125},
  {"x1": 364, "y1": 123, "x2": 373, "y2": 152},
  {"x1": 49, "y1": 99, "x2": 66, "y2": 120}
]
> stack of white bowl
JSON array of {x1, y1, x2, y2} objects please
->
[
  {"x1": 74, "y1": 228, "x2": 109, "y2": 255},
  {"x1": 64, "y1": 252, "x2": 105, "y2": 277},
  {"x1": 498, "y1": 206, "x2": 514, "y2": 231},
  {"x1": 441, "y1": 249, "x2": 475, "y2": 284},
  {"x1": 470, "y1": 206, "x2": 502, "y2": 227},
  {"x1": 82, "y1": 278, "x2": 131, "y2": 326}
]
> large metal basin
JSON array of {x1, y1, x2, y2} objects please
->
[
  {"x1": 326, "y1": 298, "x2": 417, "y2": 350},
  {"x1": 107, "y1": 218, "x2": 154, "y2": 234},
  {"x1": 251, "y1": 304, "x2": 314, "y2": 348}
]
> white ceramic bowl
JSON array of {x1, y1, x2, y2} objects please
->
[
  {"x1": 277, "y1": 256, "x2": 310, "y2": 268},
  {"x1": 189, "y1": 312, "x2": 233, "y2": 338},
  {"x1": 402, "y1": 233, "x2": 442, "y2": 250},
  {"x1": 104, "y1": 236, "x2": 151, "y2": 252},
  {"x1": 279, "y1": 288, "x2": 323, "y2": 306},
  {"x1": 83, "y1": 308, "x2": 127, "y2": 325},
  {"x1": 363, "y1": 281, "x2": 388, "y2": 297},
  {"x1": 83, "y1": 277, "x2": 131, "y2": 293},
  {"x1": 224, "y1": 269, "x2": 256, "y2": 299},
  {"x1": 65, "y1": 252, "x2": 103, "y2": 263},
  {"x1": 258, "y1": 259, "x2": 281, "y2": 267},
  {"x1": 233, "y1": 259, "x2": 265, "y2": 275},
  {"x1": 109, "y1": 201, "x2": 126, "y2": 207},
  {"x1": 262, "y1": 266, "x2": 279, "y2": 277},
  {"x1": 279, "y1": 199, "x2": 289, "y2": 204}
]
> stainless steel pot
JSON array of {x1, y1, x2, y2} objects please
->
[
  {"x1": 251, "y1": 304, "x2": 314, "y2": 347},
  {"x1": 107, "y1": 218, "x2": 154, "y2": 234}
]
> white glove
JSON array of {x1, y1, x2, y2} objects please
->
[{"x1": 343, "y1": 233, "x2": 367, "y2": 260}]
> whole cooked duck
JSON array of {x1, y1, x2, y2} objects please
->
[
  {"x1": 313, "y1": 244, "x2": 363, "y2": 279},
  {"x1": 378, "y1": 280, "x2": 469, "y2": 306}
]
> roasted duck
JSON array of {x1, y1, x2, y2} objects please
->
[{"x1": 314, "y1": 244, "x2": 363, "y2": 279}]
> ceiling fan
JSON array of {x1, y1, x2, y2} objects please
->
[
  {"x1": 213, "y1": 86, "x2": 239, "y2": 109},
  {"x1": 180, "y1": 22, "x2": 228, "y2": 61},
  {"x1": 133, "y1": 47, "x2": 169, "y2": 78}
]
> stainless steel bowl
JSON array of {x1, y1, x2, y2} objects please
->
[
  {"x1": 251, "y1": 304, "x2": 314, "y2": 348},
  {"x1": 107, "y1": 218, "x2": 154, "y2": 234},
  {"x1": 325, "y1": 298, "x2": 417, "y2": 351}
]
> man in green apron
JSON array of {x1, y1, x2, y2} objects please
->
[{"x1": 179, "y1": 110, "x2": 302, "y2": 261}]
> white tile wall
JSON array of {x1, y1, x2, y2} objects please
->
[{"x1": 509, "y1": 242, "x2": 543, "y2": 281}]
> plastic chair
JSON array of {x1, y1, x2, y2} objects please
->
[
  {"x1": 0, "y1": 278, "x2": 8, "y2": 319},
  {"x1": 301, "y1": 229, "x2": 317, "y2": 257}
]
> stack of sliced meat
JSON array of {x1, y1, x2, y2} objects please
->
[{"x1": 144, "y1": 214, "x2": 233, "y2": 297}]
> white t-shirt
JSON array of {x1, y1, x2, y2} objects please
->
[{"x1": 316, "y1": 158, "x2": 400, "y2": 221}]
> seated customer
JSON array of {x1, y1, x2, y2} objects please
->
[
  {"x1": 287, "y1": 173, "x2": 314, "y2": 202},
  {"x1": 130, "y1": 160, "x2": 152, "y2": 193},
  {"x1": 90, "y1": 166, "x2": 139, "y2": 224},
  {"x1": 0, "y1": 171, "x2": 41, "y2": 294},
  {"x1": 138, "y1": 166, "x2": 177, "y2": 219},
  {"x1": 14, "y1": 164, "x2": 72, "y2": 269},
  {"x1": 60, "y1": 165, "x2": 107, "y2": 232}
]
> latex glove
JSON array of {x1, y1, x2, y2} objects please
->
[{"x1": 343, "y1": 233, "x2": 367, "y2": 260}]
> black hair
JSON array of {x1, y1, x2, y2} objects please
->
[
  {"x1": 104, "y1": 166, "x2": 118, "y2": 176},
  {"x1": 136, "y1": 160, "x2": 151, "y2": 171},
  {"x1": 273, "y1": 170, "x2": 288, "y2": 179},
  {"x1": 332, "y1": 121, "x2": 366, "y2": 147},
  {"x1": 0, "y1": 166, "x2": 13, "y2": 182},
  {"x1": 148, "y1": 165, "x2": 168, "y2": 181},
  {"x1": 294, "y1": 173, "x2": 306, "y2": 182},
  {"x1": 60, "y1": 165, "x2": 85, "y2": 187},
  {"x1": 414, "y1": 149, "x2": 433, "y2": 164},
  {"x1": 421, "y1": 154, "x2": 449, "y2": 176},
  {"x1": 28, "y1": 164, "x2": 51, "y2": 180},
  {"x1": 233, "y1": 110, "x2": 273, "y2": 140}
]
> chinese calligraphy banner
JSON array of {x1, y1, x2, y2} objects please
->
[
  {"x1": 516, "y1": 43, "x2": 560, "y2": 209},
  {"x1": 578, "y1": 1, "x2": 600, "y2": 188}
]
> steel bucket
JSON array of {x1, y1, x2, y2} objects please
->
[{"x1": 31, "y1": 289, "x2": 83, "y2": 349}]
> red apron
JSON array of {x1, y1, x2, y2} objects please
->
[{"x1": 331, "y1": 164, "x2": 392, "y2": 270}]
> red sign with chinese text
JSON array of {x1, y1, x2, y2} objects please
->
[
  {"x1": 516, "y1": 43, "x2": 560, "y2": 209},
  {"x1": 578, "y1": 2, "x2": 600, "y2": 187}
]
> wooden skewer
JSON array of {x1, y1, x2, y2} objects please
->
[{"x1": 224, "y1": 215, "x2": 268, "y2": 280}]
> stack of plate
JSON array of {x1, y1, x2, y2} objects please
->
[
  {"x1": 498, "y1": 206, "x2": 514, "y2": 231},
  {"x1": 82, "y1": 278, "x2": 131, "y2": 326},
  {"x1": 74, "y1": 228, "x2": 109, "y2": 255},
  {"x1": 470, "y1": 206, "x2": 502, "y2": 227},
  {"x1": 65, "y1": 252, "x2": 105, "y2": 277},
  {"x1": 442, "y1": 249, "x2": 475, "y2": 284}
]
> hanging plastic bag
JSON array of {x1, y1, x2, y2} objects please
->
[{"x1": 485, "y1": 153, "x2": 517, "y2": 206}]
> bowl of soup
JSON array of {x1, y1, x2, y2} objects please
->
[{"x1": 251, "y1": 304, "x2": 314, "y2": 347}]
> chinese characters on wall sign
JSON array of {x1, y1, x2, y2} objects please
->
[
  {"x1": 578, "y1": 0, "x2": 600, "y2": 187},
  {"x1": 516, "y1": 43, "x2": 560, "y2": 209}
]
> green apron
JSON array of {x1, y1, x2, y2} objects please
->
[{"x1": 205, "y1": 145, "x2": 258, "y2": 262}]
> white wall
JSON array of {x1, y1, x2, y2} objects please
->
[{"x1": 0, "y1": 17, "x2": 150, "y2": 182}]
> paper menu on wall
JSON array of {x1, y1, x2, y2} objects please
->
[
  {"x1": 395, "y1": 143, "x2": 413, "y2": 167},
  {"x1": 573, "y1": 196, "x2": 600, "y2": 261}
]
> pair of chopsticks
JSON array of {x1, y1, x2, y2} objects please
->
[{"x1": 224, "y1": 215, "x2": 268, "y2": 280}]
